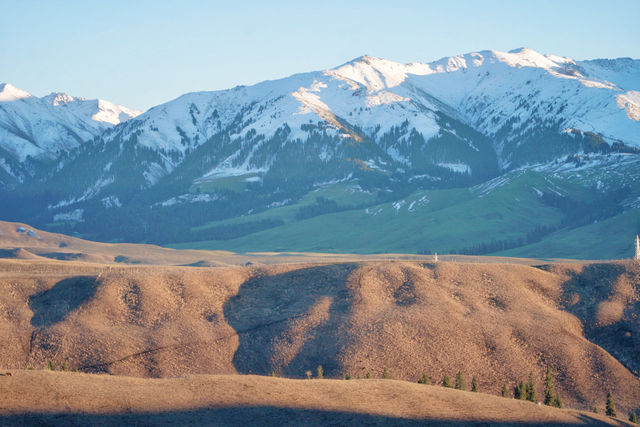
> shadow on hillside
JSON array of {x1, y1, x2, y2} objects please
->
[
  {"x1": 223, "y1": 264, "x2": 356, "y2": 378},
  {"x1": 29, "y1": 276, "x2": 99, "y2": 327},
  {"x1": 555, "y1": 262, "x2": 639, "y2": 376},
  {"x1": 38, "y1": 252, "x2": 86, "y2": 261},
  {"x1": 0, "y1": 407, "x2": 618, "y2": 426},
  {"x1": 0, "y1": 248, "x2": 18, "y2": 258}
]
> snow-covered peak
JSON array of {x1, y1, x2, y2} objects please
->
[
  {"x1": 0, "y1": 83, "x2": 32, "y2": 102},
  {"x1": 426, "y1": 48, "x2": 565, "y2": 74},
  {"x1": 39, "y1": 92, "x2": 141, "y2": 124},
  {"x1": 0, "y1": 84, "x2": 143, "y2": 164},
  {"x1": 326, "y1": 48, "x2": 578, "y2": 94},
  {"x1": 578, "y1": 57, "x2": 640, "y2": 91},
  {"x1": 327, "y1": 55, "x2": 433, "y2": 92},
  {"x1": 42, "y1": 92, "x2": 83, "y2": 106},
  {"x1": 105, "y1": 48, "x2": 640, "y2": 166},
  {"x1": 496, "y1": 47, "x2": 560, "y2": 69},
  {"x1": 93, "y1": 99, "x2": 142, "y2": 125}
]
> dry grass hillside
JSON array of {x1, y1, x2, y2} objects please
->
[
  {"x1": 0, "y1": 370, "x2": 633, "y2": 426},
  {"x1": 545, "y1": 262, "x2": 640, "y2": 376},
  {"x1": 0, "y1": 257, "x2": 638, "y2": 416}
]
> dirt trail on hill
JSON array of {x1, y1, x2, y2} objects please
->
[{"x1": 0, "y1": 259, "x2": 638, "y2": 415}]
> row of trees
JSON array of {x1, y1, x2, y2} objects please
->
[{"x1": 303, "y1": 365, "x2": 637, "y2": 422}]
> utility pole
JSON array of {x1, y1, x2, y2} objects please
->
[
  {"x1": 434, "y1": 252, "x2": 438, "y2": 263},
  {"x1": 635, "y1": 235, "x2": 640, "y2": 261}
]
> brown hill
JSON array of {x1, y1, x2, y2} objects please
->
[
  {"x1": 0, "y1": 370, "x2": 632, "y2": 426},
  {"x1": 0, "y1": 258, "x2": 638, "y2": 416},
  {"x1": 0, "y1": 248, "x2": 42, "y2": 260},
  {"x1": 545, "y1": 262, "x2": 640, "y2": 376}
]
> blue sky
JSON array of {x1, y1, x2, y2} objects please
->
[{"x1": 2, "y1": 0, "x2": 639, "y2": 110}]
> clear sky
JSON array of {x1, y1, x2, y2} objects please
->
[{"x1": 2, "y1": 0, "x2": 639, "y2": 111}]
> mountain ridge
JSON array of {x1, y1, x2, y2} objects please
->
[{"x1": 1, "y1": 48, "x2": 639, "y2": 256}]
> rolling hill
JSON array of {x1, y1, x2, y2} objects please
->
[
  {"x1": 0, "y1": 371, "x2": 632, "y2": 426},
  {"x1": 0, "y1": 241, "x2": 638, "y2": 415}
]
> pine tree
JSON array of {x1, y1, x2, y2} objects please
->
[
  {"x1": 471, "y1": 376, "x2": 479, "y2": 392},
  {"x1": 554, "y1": 391, "x2": 563, "y2": 408},
  {"x1": 47, "y1": 360, "x2": 54, "y2": 371},
  {"x1": 382, "y1": 367, "x2": 389, "y2": 379},
  {"x1": 606, "y1": 391, "x2": 617, "y2": 417},
  {"x1": 502, "y1": 384, "x2": 510, "y2": 398},
  {"x1": 544, "y1": 367, "x2": 555, "y2": 406},
  {"x1": 418, "y1": 373, "x2": 430, "y2": 385},
  {"x1": 316, "y1": 365, "x2": 323, "y2": 379},
  {"x1": 526, "y1": 371, "x2": 537, "y2": 402},
  {"x1": 593, "y1": 407, "x2": 599, "y2": 414},
  {"x1": 514, "y1": 381, "x2": 526, "y2": 400},
  {"x1": 365, "y1": 372, "x2": 371, "y2": 379},
  {"x1": 455, "y1": 371, "x2": 467, "y2": 390},
  {"x1": 442, "y1": 376, "x2": 453, "y2": 388},
  {"x1": 629, "y1": 412, "x2": 638, "y2": 423}
]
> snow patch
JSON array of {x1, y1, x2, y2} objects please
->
[
  {"x1": 438, "y1": 162, "x2": 471, "y2": 174},
  {"x1": 392, "y1": 200, "x2": 406, "y2": 213},
  {"x1": 53, "y1": 209, "x2": 84, "y2": 222},
  {"x1": 472, "y1": 176, "x2": 511, "y2": 196},
  {"x1": 617, "y1": 91, "x2": 640, "y2": 121},
  {"x1": 267, "y1": 199, "x2": 290, "y2": 208},
  {"x1": 159, "y1": 193, "x2": 220, "y2": 207},
  {"x1": 101, "y1": 196, "x2": 122, "y2": 208}
]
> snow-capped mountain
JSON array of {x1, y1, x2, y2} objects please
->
[
  {"x1": 1, "y1": 48, "x2": 639, "y2": 251},
  {"x1": 78, "y1": 47, "x2": 639, "y2": 189},
  {"x1": 0, "y1": 83, "x2": 141, "y2": 185}
]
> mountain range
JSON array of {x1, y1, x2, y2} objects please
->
[{"x1": 1, "y1": 48, "x2": 639, "y2": 258}]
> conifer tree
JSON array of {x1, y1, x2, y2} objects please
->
[
  {"x1": 606, "y1": 391, "x2": 616, "y2": 417},
  {"x1": 526, "y1": 371, "x2": 537, "y2": 402},
  {"x1": 471, "y1": 376, "x2": 479, "y2": 392},
  {"x1": 502, "y1": 384, "x2": 510, "y2": 398},
  {"x1": 316, "y1": 365, "x2": 323, "y2": 379},
  {"x1": 382, "y1": 367, "x2": 389, "y2": 379},
  {"x1": 593, "y1": 407, "x2": 599, "y2": 414},
  {"x1": 418, "y1": 373, "x2": 430, "y2": 385},
  {"x1": 544, "y1": 367, "x2": 555, "y2": 406},
  {"x1": 442, "y1": 375, "x2": 453, "y2": 388},
  {"x1": 629, "y1": 412, "x2": 638, "y2": 424},
  {"x1": 514, "y1": 381, "x2": 526, "y2": 400},
  {"x1": 455, "y1": 371, "x2": 467, "y2": 390},
  {"x1": 554, "y1": 391, "x2": 563, "y2": 408}
]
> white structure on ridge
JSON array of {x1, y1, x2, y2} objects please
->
[{"x1": 635, "y1": 235, "x2": 640, "y2": 261}]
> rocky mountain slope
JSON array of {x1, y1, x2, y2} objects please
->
[
  {"x1": 0, "y1": 83, "x2": 140, "y2": 186},
  {"x1": 0, "y1": 48, "x2": 639, "y2": 256}
]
